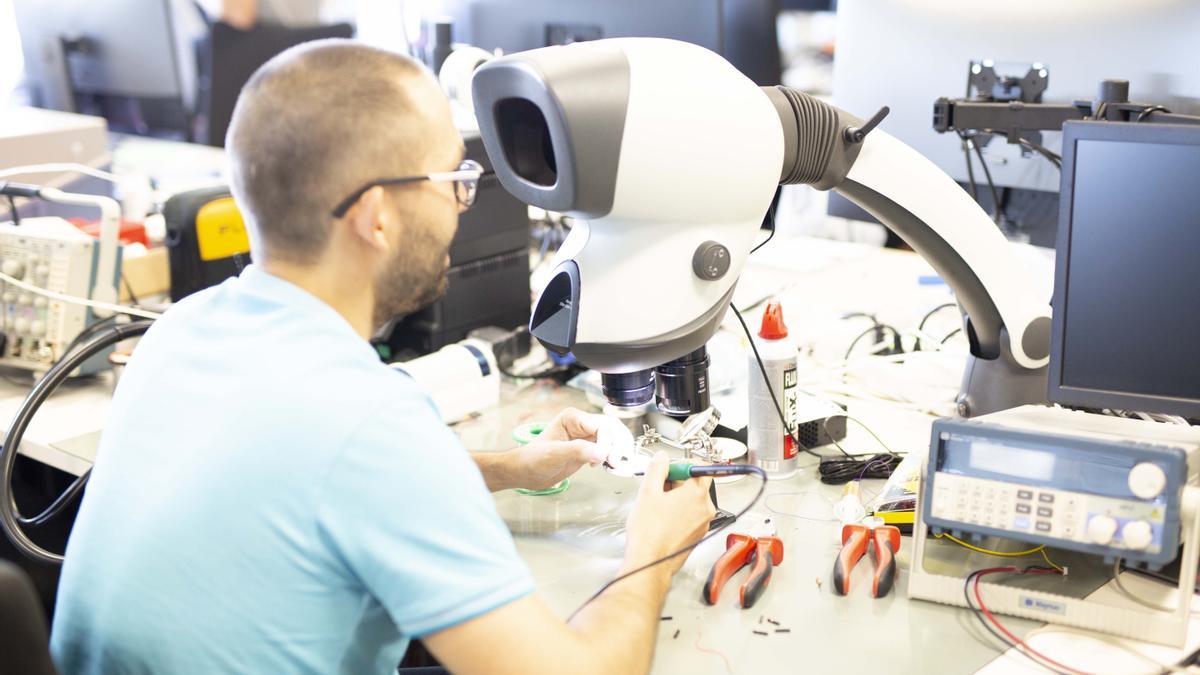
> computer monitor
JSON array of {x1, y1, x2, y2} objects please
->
[
  {"x1": 436, "y1": 0, "x2": 783, "y2": 86},
  {"x1": 829, "y1": 0, "x2": 1200, "y2": 245},
  {"x1": 13, "y1": 0, "x2": 193, "y2": 136},
  {"x1": 1048, "y1": 121, "x2": 1200, "y2": 418}
]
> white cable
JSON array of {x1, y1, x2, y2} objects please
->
[
  {"x1": 0, "y1": 272, "x2": 161, "y2": 320},
  {"x1": 906, "y1": 328, "x2": 953, "y2": 351},
  {"x1": 799, "y1": 382, "x2": 953, "y2": 417},
  {"x1": 798, "y1": 351, "x2": 917, "y2": 375},
  {"x1": 798, "y1": 349, "x2": 965, "y2": 376},
  {"x1": 0, "y1": 163, "x2": 122, "y2": 184},
  {"x1": 1021, "y1": 625, "x2": 1186, "y2": 675},
  {"x1": 1113, "y1": 558, "x2": 1178, "y2": 613}
]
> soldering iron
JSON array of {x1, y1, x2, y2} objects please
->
[{"x1": 665, "y1": 462, "x2": 764, "y2": 481}]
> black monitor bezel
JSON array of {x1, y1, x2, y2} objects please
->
[{"x1": 1049, "y1": 120, "x2": 1200, "y2": 418}]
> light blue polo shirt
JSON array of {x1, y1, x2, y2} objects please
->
[{"x1": 51, "y1": 265, "x2": 534, "y2": 674}]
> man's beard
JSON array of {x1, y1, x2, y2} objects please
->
[{"x1": 371, "y1": 232, "x2": 450, "y2": 332}]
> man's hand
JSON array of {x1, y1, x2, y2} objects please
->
[
  {"x1": 474, "y1": 408, "x2": 609, "y2": 492},
  {"x1": 622, "y1": 452, "x2": 716, "y2": 576},
  {"x1": 510, "y1": 408, "x2": 608, "y2": 490}
]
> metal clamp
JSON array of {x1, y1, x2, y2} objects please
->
[{"x1": 634, "y1": 407, "x2": 723, "y2": 463}]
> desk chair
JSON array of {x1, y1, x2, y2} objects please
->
[
  {"x1": 201, "y1": 20, "x2": 354, "y2": 147},
  {"x1": 0, "y1": 560, "x2": 59, "y2": 675}
]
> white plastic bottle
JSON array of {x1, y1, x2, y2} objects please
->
[{"x1": 747, "y1": 299, "x2": 799, "y2": 479}]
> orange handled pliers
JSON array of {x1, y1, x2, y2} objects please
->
[
  {"x1": 833, "y1": 523, "x2": 901, "y2": 597},
  {"x1": 703, "y1": 518, "x2": 784, "y2": 609}
]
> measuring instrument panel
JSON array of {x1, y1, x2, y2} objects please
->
[{"x1": 924, "y1": 405, "x2": 1200, "y2": 568}]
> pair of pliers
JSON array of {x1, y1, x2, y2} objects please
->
[
  {"x1": 703, "y1": 518, "x2": 784, "y2": 609},
  {"x1": 833, "y1": 523, "x2": 901, "y2": 597}
]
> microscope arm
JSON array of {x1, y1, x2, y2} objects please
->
[
  {"x1": 767, "y1": 88, "x2": 1051, "y2": 373},
  {"x1": 836, "y1": 129, "x2": 1051, "y2": 369}
]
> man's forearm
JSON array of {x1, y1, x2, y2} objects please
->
[
  {"x1": 420, "y1": 565, "x2": 676, "y2": 675},
  {"x1": 567, "y1": 562, "x2": 674, "y2": 674},
  {"x1": 471, "y1": 450, "x2": 521, "y2": 492}
]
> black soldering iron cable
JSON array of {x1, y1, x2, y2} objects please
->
[
  {"x1": 749, "y1": 186, "x2": 782, "y2": 255},
  {"x1": 566, "y1": 465, "x2": 768, "y2": 622}
]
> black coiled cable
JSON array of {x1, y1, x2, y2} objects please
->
[{"x1": 0, "y1": 320, "x2": 154, "y2": 564}]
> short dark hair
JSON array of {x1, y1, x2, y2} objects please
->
[{"x1": 227, "y1": 40, "x2": 436, "y2": 264}]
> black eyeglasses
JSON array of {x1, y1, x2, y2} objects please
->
[{"x1": 330, "y1": 159, "x2": 489, "y2": 218}]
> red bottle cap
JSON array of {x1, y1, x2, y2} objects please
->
[{"x1": 758, "y1": 300, "x2": 788, "y2": 340}]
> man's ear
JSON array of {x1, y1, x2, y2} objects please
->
[{"x1": 345, "y1": 186, "x2": 394, "y2": 253}]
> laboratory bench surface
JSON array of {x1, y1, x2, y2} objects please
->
[
  {"x1": 456, "y1": 382, "x2": 1039, "y2": 675},
  {"x1": 456, "y1": 378, "x2": 1195, "y2": 675}
]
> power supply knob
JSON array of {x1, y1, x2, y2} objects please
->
[
  {"x1": 1128, "y1": 463, "x2": 1167, "y2": 500},
  {"x1": 1086, "y1": 515, "x2": 1118, "y2": 545},
  {"x1": 13, "y1": 317, "x2": 29, "y2": 335},
  {"x1": 1121, "y1": 520, "x2": 1154, "y2": 550},
  {"x1": 33, "y1": 297, "x2": 47, "y2": 309},
  {"x1": 29, "y1": 320, "x2": 45, "y2": 336},
  {"x1": 34, "y1": 264, "x2": 49, "y2": 279},
  {"x1": 1, "y1": 259, "x2": 24, "y2": 278},
  {"x1": 2, "y1": 291, "x2": 14, "y2": 304}
]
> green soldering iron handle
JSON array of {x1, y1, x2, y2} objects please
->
[
  {"x1": 667, "y1": 462, "x2": 762, "y2": 481},
  {"x1": 667, "y1": 462, "x2": 695, "y2": 481}
]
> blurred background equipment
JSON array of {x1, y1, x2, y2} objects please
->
[
  {"x1": 0, "y1": 181, "x2": 130, "y2": 373},
  {"x1": 0, "y1": 109, "x2": 110, "y2": 187},
  {"x1": 163, "y1": 186, "x2": 250, "y2": 302},
  {"x1": 828, "y1": 0, "x2": 1200, "y2": 247},
  {"x1": 0, "y1": 216, "x2": 118, "y2": 373},
  {"x1": 12, "y1": 0, "x2": 197, "y2": 140},
  {"x1": 434, "y1": 0, "x2": 785, "y2": 86}
]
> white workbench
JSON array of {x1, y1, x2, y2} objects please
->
[{"x1": 4, "y1": 234, "x2": 1196, "y2": 674}]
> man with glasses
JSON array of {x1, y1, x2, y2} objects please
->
[{"x1": 51, "y1": 40, "x2": 715, "y2": 675}]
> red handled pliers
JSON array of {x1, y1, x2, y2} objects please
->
[
  {"x1": 703, "y1": 519, "x2": 784, "y2": 609},
  {"x1": 833, "y1": 523, "x2": 901, "y2": 597}
]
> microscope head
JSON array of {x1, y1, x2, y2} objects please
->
[{"x1": 472, "y1": 38, "x2": 784, "y2": 412}]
